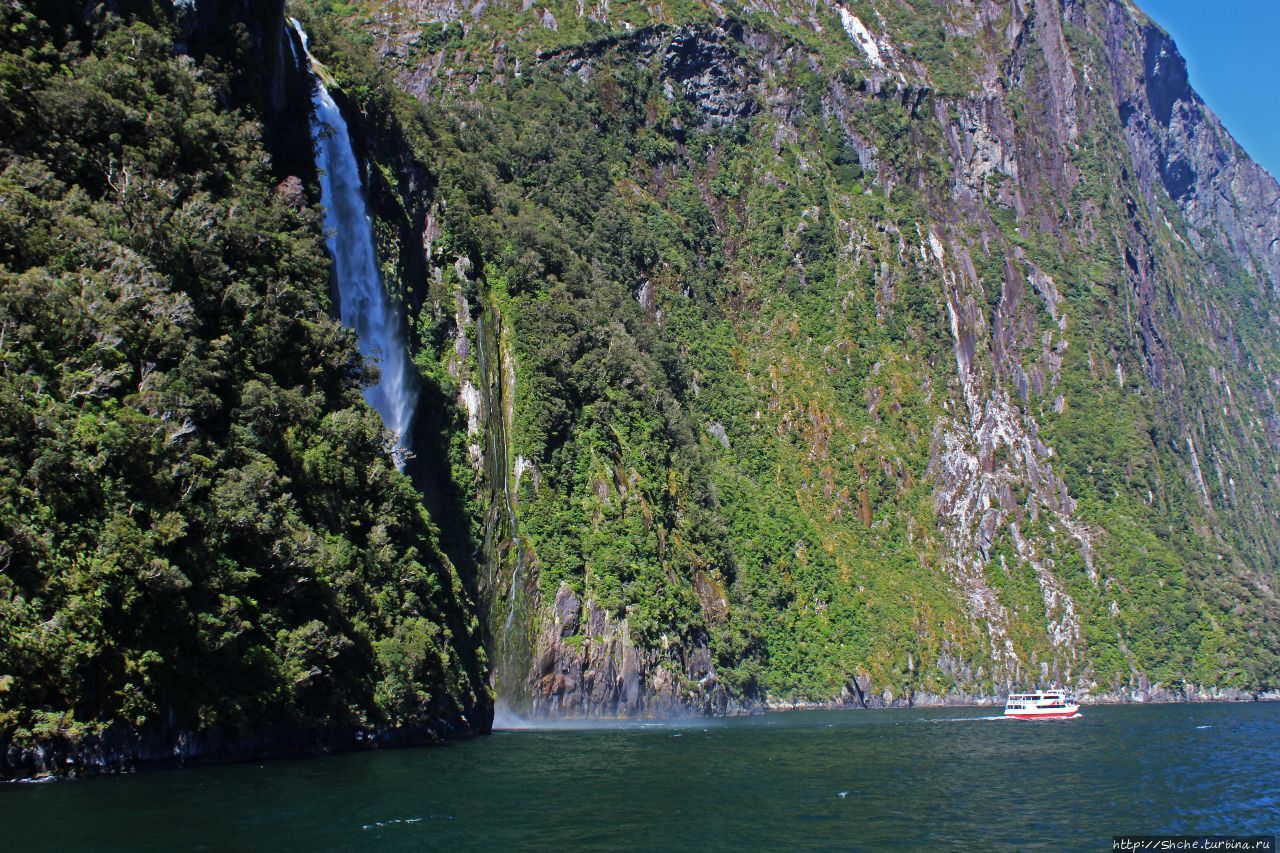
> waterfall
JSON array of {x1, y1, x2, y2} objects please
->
[
  {"x1": 289, "y1": 19, "x2": 417, "y2": 468},
  {"x1": 290, "y1": 20, "x2": 530, "y2": 715}
]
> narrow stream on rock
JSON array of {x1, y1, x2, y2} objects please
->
[
  {"x1": 291, "y1": 19, "x2": 416, "y2": 468},
  {"x1": 477, "y1": 306, "x2": 530, "y2": 718}
]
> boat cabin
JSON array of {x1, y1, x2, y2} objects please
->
[{"x1": 1005, "y1": 691, "x2": 1069, "y2": 710}]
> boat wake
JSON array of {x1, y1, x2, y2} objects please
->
[{"x1": 919, "y1": 715, "x2": 1012, "y2": 723}]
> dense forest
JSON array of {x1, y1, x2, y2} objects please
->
[
  {"x1": 2, "y1": 0, "x2": 1279, "y2": 776},
  {"x1": 0, "y1": 3, "x2": 488, "y2": 773}
]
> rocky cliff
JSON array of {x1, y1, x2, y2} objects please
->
[
  {"x1": 302, "y1": 0, "x2": 1279, "y2": 714},
  {"x1": 3, "y1": 0, "x2": 1279, "y2": 781}
]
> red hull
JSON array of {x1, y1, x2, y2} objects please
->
[{"x1": 1005, "y1": 710, "x2": 1080, "y2": 720}]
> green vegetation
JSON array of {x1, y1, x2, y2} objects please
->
[
  {"x1": 0, "y1": 6, "x2": 487, "y2": 755},
  {"x1": 3, "y1": 0, "x2": 1278, "y2": 768},
  {"x1": 313, "y1": 0, "x2": 1278, "y2": 703}
]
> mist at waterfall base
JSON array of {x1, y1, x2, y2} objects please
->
[
  {"x1": 293, "y1": 22, "x2": 417, "y2": 466},
  {"x1": 6, "y1": 703, "x2": 1278, "y2": 848}
]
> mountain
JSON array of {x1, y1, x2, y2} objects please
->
[
  {"x1": 327, "y1": 0, "x2": 1280, "y2": 713},
  {"x1": 1, "y1": 0, "x2": 1278, "y2": 777}
]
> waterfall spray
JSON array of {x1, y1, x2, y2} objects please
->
[{"x1": 290, "y1": 19, "x2": 417, "y2": 468}]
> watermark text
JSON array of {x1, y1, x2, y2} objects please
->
[{"x1": 1113, "y1": 837, "x2": 1275, "y2": 852}]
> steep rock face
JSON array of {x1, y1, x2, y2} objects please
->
[
  {"x1": 1105, "y1": 4, "x2": 1280, "y2": 294},
  {"x1": 661, "y1": 25, "x2": 757, "y2": 130},
  {"x1": 308, "y1": 0, "x2": 1280, "y2": 714},
  {"x1": 529, "y1": 584, "x2": 733, "y2": 716},
  {"x1": 27, "y1": 0, "x2": 1279, "y2": 782}
]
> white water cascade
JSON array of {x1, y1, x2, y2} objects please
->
[{"x1": 290, "y1": 20, "x2": 417, "y2": 468}]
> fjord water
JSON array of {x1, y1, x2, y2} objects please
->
[
  {"x1": 3, "y1": 703, "x2": 1277, "y2": 850},
  {"x1": 294, "y1": 22, "x2": 416, "y2": 463}
]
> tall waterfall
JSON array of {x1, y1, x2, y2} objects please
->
[{"x1": 290, "y1": 20, "x2": 417, "y2": 467}]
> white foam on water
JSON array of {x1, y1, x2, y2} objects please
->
[
  {"x1": 494, "y1": 706, "x2": 643, "y2": 731},
  {"x1": 361, "y1": 816, "x2": 444, "y2": 831},
  {"x1": 492, "y1": 704, "x2": 711, "y2": 732},
  {"x1": 917, "y1": 714, "x2": 1011, "y2": 723}
]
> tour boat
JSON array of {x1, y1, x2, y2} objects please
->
[{"x1": 1003, "y1": 690, "x2": 1081, "y2": 719}]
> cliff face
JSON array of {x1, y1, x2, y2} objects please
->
[
  {"x1": 5, "y1": 0, "x2": 1279, "y2": 781},
  {"x1": 1112, "y1": 11, "x2": 1280, "y2": 295},
  {"x1": 0, "y1": 1, "x2": 491, "y2": 779},
  {"x1": 305, "y1": 0, "x2": 1280, "y2": 713}
]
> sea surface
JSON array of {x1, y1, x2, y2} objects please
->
[{"x1": 3, "y1": 702, "x2": 1278, "y2": 850}]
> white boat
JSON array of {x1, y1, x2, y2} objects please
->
[{"x1": 1003, "y1": 690, "x2": 1081, "y2": 720}]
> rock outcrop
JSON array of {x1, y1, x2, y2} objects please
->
[
  {"x1": 528, "y1": 584, "x2": 734, "y2": 717},
  {"x1": 1109, "y1": 11, "x2": 1280, "y2": 294}
]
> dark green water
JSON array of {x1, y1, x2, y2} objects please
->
[{"x1": 3, "y1": 702, "x2": 1278, "y2": 850}]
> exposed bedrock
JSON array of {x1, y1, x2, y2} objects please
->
[{"x1": 528, "y1": 584, "x2": 735, "y2": 717}]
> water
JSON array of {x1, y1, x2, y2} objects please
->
[
  {"x1": 292, "y1": 21, "x2": 417, "y2": 466},
  {"x1": 4, "y1": 703, "x2": 1277, "y2": 850}
]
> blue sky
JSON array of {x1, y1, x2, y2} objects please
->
[{"x1": 1137, "y1": 0, "x2": 1280, "y2": 179}]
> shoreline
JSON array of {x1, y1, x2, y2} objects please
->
[
  {"x1": 763, "y1": 685, "x2": 1280, "y2": 713},
  {"x1": 0, "y1": 715, "x2": 487, "y2": 784},
  {"x1": 7, "y1": 686, "x2": 1277, "y2": 782}
]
